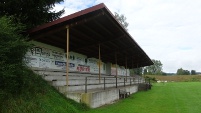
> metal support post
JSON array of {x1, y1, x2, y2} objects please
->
[{"x1": 66, "y1": 26, "x2": 69, "y2": 86}]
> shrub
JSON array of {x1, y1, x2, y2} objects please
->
[{"x1": 0, "y1": 16, "x2": 30, "y2": 95}]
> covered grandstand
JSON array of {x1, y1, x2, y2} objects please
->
[{"x1": 27, "y1": 3, "x2": 153, "y2": 108}]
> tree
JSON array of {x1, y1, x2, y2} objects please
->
[
  {"x1": 114, "y1": 12, "x2": 129, "y2": 30},
  {"x1": 0, "y1": 16, "x2": 30, "y2": 94},
  {"x1": 144, "y1": 59, "x2": 163, "y2": 75},
  {"x1": 176, "y1": 68, "x2": 190, "y2": 75},
  {"x1": 176, "y1": 68, "x2": 184, "y2": 75},
  {"x1": 0, "y1": 0, "x2": 64, "y2": 29},
  {"x1": 183, "y1": 70, "x2": 190, "y2": 75},
  {"x1": 191, "y1": 70, "x2": 196, "y2": 75}
]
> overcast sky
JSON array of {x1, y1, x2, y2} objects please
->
[{"x1": 54, "y1": 0, "x2": 201, "y2": 73}]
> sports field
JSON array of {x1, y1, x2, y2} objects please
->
[{"x1": 82, "y1": 82, "x2": 201, "y2": 113}]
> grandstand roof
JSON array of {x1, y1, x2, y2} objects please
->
[{"x1": 28, "y1": 3, "x2": 153, "y2": 68}]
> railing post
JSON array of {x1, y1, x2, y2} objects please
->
[
  {"x1": 130, "y1": 78, "x2": 131, "y2": 86},
  {"x1": 116, "y1": 76, "x2": 117, "y2": 88},
  {"x1": 138, "y1": 77, "x2": 139, "y2": 85},
  {"x1": 124, "y1": 78, "x2": 125, "y2": 87},
  {"x1": 104, "y1": 77, "x2": 106, "y2": 90},
  {"x1": 85, "y1": 77, "x2": 87, "y2": 93}
]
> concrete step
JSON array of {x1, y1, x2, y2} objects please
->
[
  {"x1": 34, "y1": 71, "x2": 92, "y2": 76},
  {"x1": 31, "y1": 67, "x2": 66, "y2": 72}
]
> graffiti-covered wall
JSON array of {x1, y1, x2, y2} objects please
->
[
  {"x1": 25, "y1": 41, "x2": 108, "y2": 74},
  {"x1": 68, "y1": 51, "x2": 89, "y2": 73},
  {"x1": 25, "y1": 41, "x2": 66, "y2": 70}
]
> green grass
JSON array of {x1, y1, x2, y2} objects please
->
[
  {"x1": 81, "y1": 82, "x2": 201, "y2": 113},
  {"x1": 0, "y1": 69, "x2": 89, "y2": 113},
  {"x1": 1, "y1": 90, "x2": 87, "y2": 113}
]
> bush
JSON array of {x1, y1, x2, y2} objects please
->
[{"x1": 0, "y1": 16, "x2": 31, "y2": 95}]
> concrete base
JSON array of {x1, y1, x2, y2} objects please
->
[
  {"x1": 66, "y1": 85, "x2": 138, "y2": 108},
  {"x1": 31, "y1": 67, "x2": 143, "y2": 108}
]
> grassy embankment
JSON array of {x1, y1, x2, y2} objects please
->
[
  {"x1": 82, "y1": 82, "x2": 201, "y2": 113},
  {"x1": 0, "y1": 69, "x2": 89, "y2": 113}
]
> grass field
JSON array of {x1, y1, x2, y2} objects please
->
[{"x1": 82, "y1": 82, "x2": 201, "y2": 113}]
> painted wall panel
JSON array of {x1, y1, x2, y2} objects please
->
[{"x1": 25, "y1": 41, "x2": 129, "y2": 75}]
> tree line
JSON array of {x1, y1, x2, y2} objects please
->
[
  {"x1": 176, "y1": 68, "x2": 197, "y2": 75},
  {"x1": 131, "y1": 59, "x2": 198, "y2": 76}
]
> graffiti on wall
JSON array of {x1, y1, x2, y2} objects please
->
[
  {"x1": 24, "y1": 56, "x2": 38, "y2": 67},
  {"x1": 52, "y1": 51, "x2": 64, "y2": 61},
  {"x1": 39, "y1": 58, "x2": 51, "y2": 68},
  {"x1": 30, "y1": 47, "x2": 51, "y2": 58},
  {"x1": 69, "y1": 55, "x2": 75, "y2": 60},
  {"x1": 25, "y1": 43, "x2": 108, "y2": 74},
  {"x1": 76, "y1": 57, "x2": 83, "y2": 64},
  {"x1": 88, "y1": 58, "x2": 97, "y2": 65},
  {"x1": 69, "y1": 63, "x2": 75, "y2": 68}
]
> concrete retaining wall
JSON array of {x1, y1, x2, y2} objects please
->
[{"x1": 66, "y1": 85, "x2": 138, "y2": 108}]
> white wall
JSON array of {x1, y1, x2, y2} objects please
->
[
  {"x1": 25, "y1": 41, "x2": 107, "y2": 74},
  {"x1": 25, "y1": 41, "x2": 66, "y2": 70},
  {"x1": 87, "y1": 58, "x2": 106, "y2": 74},
  {"x1": 111, "y1": 64, "x2": 130, "y2": 76}
]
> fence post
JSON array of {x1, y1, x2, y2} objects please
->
[
  {"x1": 116, "y1": 76, "x2": 117, "y2": 88},
  {"x1": 138, "y1": 77, "x2": 139, "y2": 85},
  {"x1": 130, "y1": 78, "x2": 131, "y2": 86},
  {"x1": 85, "y1": 77, "x2": 87, "y2": 93},
  {"x1": 104, "y1": 77, "x2": 106, "y2": 90},
  {"x1": 124, "y1": 78, "x2": 125, "y2": 87}
]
